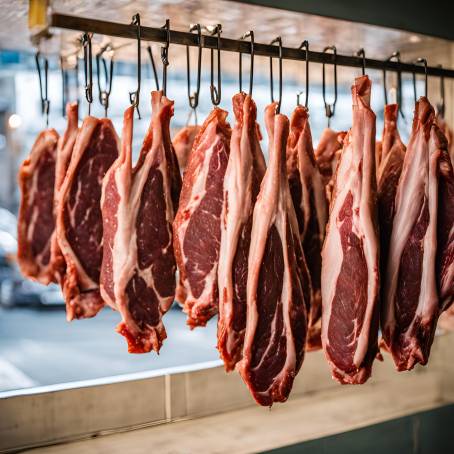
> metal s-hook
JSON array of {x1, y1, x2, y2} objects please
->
[
  {"x1": 96, "y1": 44, "x2": 114, "y2": 117},
  {"x1": 269, "y1": 36, "x2": 283, "y2": 114},
  {"x1": 413, "y1": 57, "x2": 428, "y2": 103},
  {"x1": 35, "y1": 51, "x2": 50, "y2": 126},
  {"x1": 437, "y1": 64, "x2": 446, "y2": 118},
  {"x1": 383, "y1": 51, "x2": 404, "y2": 118},
  {"x1": 147, "y1": 46, "x2": 160, "y2": 91},
  {"x1": 82, "y1": 33, "x2": 93, "y2": 116},
  {"x1": 161, "y1": 19, "x2": 170, "y2": 96},
  {"x1": 296, "y1": 40, "x2": 309, "y2": 108},
  {"x1": 60, "y1": 55, "x2": 68, "y2": 117},
  {"x1": 239, "y1": 30, "x2": 254, "y2": 97},
  {"x1": 129, "y1": 13, "x2": 141, "y2": 118},
  {"x1": 322, "y1": 45, "x2": 337, "y2": 127},
  {"x1": 356, "y1": 48, "x2": 366, "y2": 75},
  {"x1": 205, "y1": 24, "x2": 222, "y2": 106},
  {"x1": 187, "y1": 23, "x2": 202, "y2": 112}
]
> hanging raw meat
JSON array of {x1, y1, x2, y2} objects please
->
[
  {"x1": 172, "y1": 125, "x2": 201, "y2": 174},
  {"x1": 49, "y1": 102, "x2": 79, "y2": 283},
  {"x1": 321, "y1": 75, "x2": 380, "y2": 385},
  {"x1": 286, "y1": 105, "x2": 327, "y2": 351},
  {"x1": 100, "y1": 92, "x2": 178, "y2": 353},
  {"x1": 314, "y1": 128, "x2": 346, "y2": 201},
  {"x1": 381, "y1": 97, "x2": 441, "y2": 371},
  {"x1": 439, "y1": 305, "x2": 454, "y2": 331},
  {"x1": 238, "y1": 102, "x2": 308, "y2": 406},
  {"x1": 434, "y1": 124, "x2": 454, "y2": 312},
  {"x1": 56, "y1": 114, "x2": 119, "y2": 320},
  {"x1": 173, "y1": 108, "x2": 231, "y2": 328},
  {"x1": 436, "y1": 114, "x2": 454, "y2": 167},
  {"x1": 17, "y1": 128, "x2": 59, "y2": 284},
  {"x1": 217, "y1": 93, "x2": 266, "y2": 371},
  {"x1": 377, "y1": 104, "x2": 406, "y2": 273}
]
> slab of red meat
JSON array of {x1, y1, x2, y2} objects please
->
[
  {"x1": 217, "y1": 93, "x2": 266, "y2": 371},
  {"x1": 286, "y1": 105, "x2": 327, "y2": 351},
  {"x1": 172, "y1": 125, "x2": 201, "y2": 174},
  {"x1": 173, "y1": 108, "x2": 231, "y2": 328},
  {"x1": 321, "y1": 75, "x2": 379, "y2": 385},
  {"x1": 381, "y1": 97, "x2": 440, "y2": 371},
  {"x1": 434, "y1": 124, "x2": 454, "y2": 312},
  {"x1": 238, "y1": 102, "x2": 308, "y2": 406},
  {"x1": 314, "y1": 128, "x2": 346, "y2": 202},
  {"x1": 100, "y1": 92, "x2": 178, "y2": 353},
  {"x1": 436, "y1": 114, "x2": 454, "y2": 168},
  {"x1": 17, "y1": 128, "x2": 59, "y2": 285},
  {"x1": 377, "y1": 104, "x2": 406, "y2": 274},
  {"x1": 439, "y1": 304, "x2": 454, "y2": 331},
  {"x1": 56, "y1": 115, "x2": 119, "y2": 320},
  {"x1": 49, "y1": 102, "x2": 79, "y2": 283}
]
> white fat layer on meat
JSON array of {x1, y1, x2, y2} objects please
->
[
  {"x1": 239, "y1": 106, "x2": 301, "y2": 401},
  {"x1": 293, "y1": 108, "x2": 327, "y2": 247},
  {"x1": 57, "y1": 116, "x2": 120, "y2": 291},
  {"x1": 321, "y1": 76, "x2": 378, "y2": 373},
  {"x1": 383, "y1": 102, "x2": 439, "y2": 360},
  {"x1": 50, "y1": 104, "x2": 79, "y2": 276},
  {"x1": 107, "y1": 96, "x2": 175, "y2": 344},
  {"x1": 218, "y1": 95, "x2": 264, "y2": 361},
  {"x1": 178, "y1": 122, "x2": 221, "y2": 307}
]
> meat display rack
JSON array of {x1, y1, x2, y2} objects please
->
[{"x1": 47, "y1": 13, "x2": 454, "y2": 79}]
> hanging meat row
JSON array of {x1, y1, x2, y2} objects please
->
[{"x1": 17, "y1": 73, "x2": 454, "y2": 407}]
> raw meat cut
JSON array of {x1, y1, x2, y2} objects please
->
[
  {"x1": 287, "y1": 105, "x2": 328, "y2": 351},
  {"x1": 436, "y1": 114, "x2": 454, "y2": 168},
  {"x1": 100, "y1": 92, "x2": 177, "y2": 353},
  {"x1": 434, "y1": 124, "x2": 454, "y2": 311},
  {"x1": 49, "y1": 102, "x2": 79, "y2": 283},
  {"x1": 381, "y1": 97, "x2": 440, "y2": 371},
  {"x1": 56, "y1": 114, "x2": 119, "y2": 320},
  {"x1": 172, "y1": 125, "x2": 201, "y2": 173},
  {"x1": 377, "y1": 104, "x2": 406, "y2": 274},
  {"x1": 17, "y1": 128, "x2": 59, "y2": 284},
  {"x1": 321, "y1": 75, "x2": 379, "y2": 384},
  {"x1": 314, "y1": 128, "x2": 346, "y2": 201},
  {"x1": 439, "y1": 304, "x2": 454, "y2": 331},
  {"x1": 238, "y1": 102, "x2": 308, "y2": 406},
  {"x1": 217, "y1": 93, "x2": 266, "y2": 371},
  {"x1": 173, "y1": 108, "x2": 231, "y2": 328}
]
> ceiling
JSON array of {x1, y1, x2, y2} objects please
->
[{"x1": 1, "y1": 0, "x2": 453, "y2": 82}]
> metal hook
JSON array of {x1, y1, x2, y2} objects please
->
[
  {"x1": 82, "y1": 33, "x2": 93, "y2": 116},
  {"x1": 437, "y1": 64, "x2": 445, "y2": 118},
  {"x1": 186, "y1": 23, "x2": 202, "y2": 112},
  {"x1": 147, "y1": 45, "x2": 160, "y2": 91},
  {"x1": 60, "y1": 56, "x2": 69, "y2": 118},
  {"x1": 161, "y1": 19, "x2": 170, "y2": 96},
  {"x1": 322, "y1": 45, "x2": 337, "y2": 127},
  {"x1": 383, "y1": 51, "x2": 404, "y2": 118},
  {"x1": 204, "y1": 24, "x2": 222, "y2": 106},
  {"x1": 129, "y1": 13, "x2": 141, "y2": 119},
  {"x1": 356, "y1": 48, "x2": 366, "y2": 75},
  {"x1": 297, "y1": 40, "x2": 309, "y2": 108},
  {"x1": 269, "y1": 36, "x2": 283, "y2": 114},
  {"x1": 239, "y1": 30, "x2": 254, "y2": 97},
  {"x1": 413, "y1": 57, "x2": 428, "y2": 103},
  {"x1": 35, "y1": 51, "x2": 50, "y2": 127},
  {"x1": 96, "y1": 44, "x2": 114, "y2": 117}
]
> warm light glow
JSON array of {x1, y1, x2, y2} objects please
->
[
  {"x1": 409, "y1": 35, "x2": 422, "y2": 44},
  {"x1": 8, "y1": 114, "x2": 22, "y2": 129}
]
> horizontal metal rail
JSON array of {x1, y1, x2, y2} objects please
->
[{"x1": 50, "y1": 13, "x2": 454, "y2": 78}]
